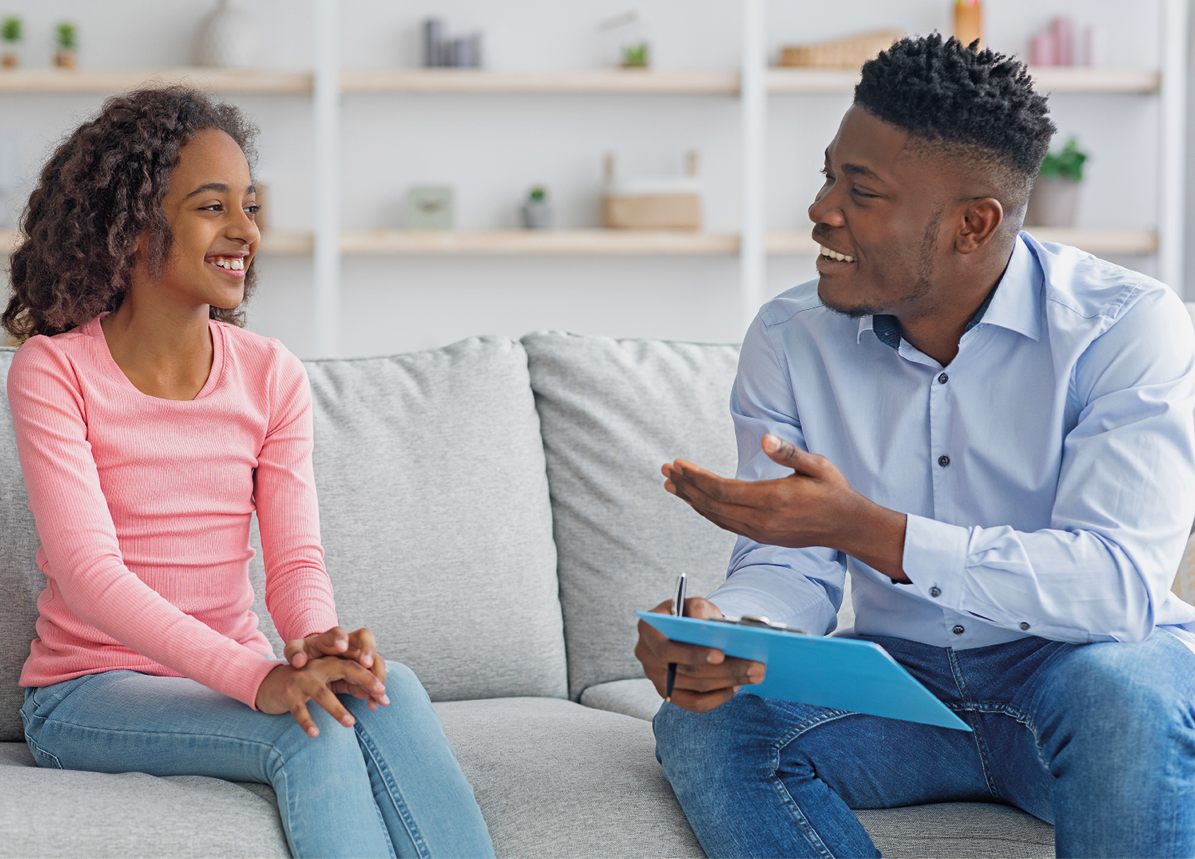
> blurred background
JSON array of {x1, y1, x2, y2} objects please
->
[{"x1": 0, "y1": 0, "x2": 1186, "y2": 358}]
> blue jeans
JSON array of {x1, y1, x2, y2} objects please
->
[
  {"x1": 654, "y1": 631, "x2": 1195, "y2": 859},
  {"x1": 20, "y1": 665, "x2": 494, "y2": 859}
]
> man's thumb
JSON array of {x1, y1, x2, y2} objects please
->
[{"x1": 762, "y1": 434, "x2": 805, "y2": 469}]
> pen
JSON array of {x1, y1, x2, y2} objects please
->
[{"x1": 665, "y1": 572, "x2": 687, "y2": 703}]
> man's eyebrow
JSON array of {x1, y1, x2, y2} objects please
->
[
  {"x1": 841, "y1": 163, "x2": 884, "y2": 182},
  {"x1": 183, "y1": 182, "x2": 255, "y2": 199}
]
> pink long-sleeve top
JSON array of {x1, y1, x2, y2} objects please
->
[{"x1": 9, "y1": 315, "x2": 339, "y2": 708}]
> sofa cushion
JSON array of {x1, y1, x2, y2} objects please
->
[
  {"x1": 432, "y1": 697, "x2": 704, "y2": 857},
  {"x1": 580, "y1": 676, "x2": 664, "y2": 721},
  {"x1": 523, "y1": 332, "x2": 742, "y2": 701},
  {"x1": 0, "y1": 742, "x2": 289, "y2": 857},
  {"x1": 262, "y1": 337, "x2": 567, "y2": 702},
  {"x1": 0, "y1": 348, "x2": 43, "y2": 743}
]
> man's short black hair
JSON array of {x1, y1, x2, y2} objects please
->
[{"x1": 855, "y1": 34, "x2": 1056, "y2": 203}]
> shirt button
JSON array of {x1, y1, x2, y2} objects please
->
[
  {"x1": 930, "y1": 587, "x2": 941, "y2": 597},
  {"x1": 952, "y1": 624, "x2": 965, "y2": 635},
  {"x1": 938, "y1": 373, "x2": 949, "y2": 384},
  {"x1": 1020, "y1": 622, "x2": 1030, "y2": 631},
  {"x1": 938, "y1": 455, "x2": 950, "y2": 467}
]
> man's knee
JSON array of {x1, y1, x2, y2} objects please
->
[{"x1": 1038, "y1": 635, "x2": 1195, "y2": 762}]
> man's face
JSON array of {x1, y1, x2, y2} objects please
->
[{"x1": 809, "y1": 106, "x2": 953, "y2": 320}]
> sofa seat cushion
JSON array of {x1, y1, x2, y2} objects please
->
[
  {"x1": 580, "y1": 676, "x2": 664, "y2": 722},
  {"x1": 0, "y1": 742, "x2": 288, "y2": 858},
  {"x1": 433, "y1": 696, "x2": 703, "y2": 857}
]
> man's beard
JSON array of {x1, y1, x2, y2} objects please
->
[{"x1": 818, "y1": 208, "x2": 942, "y2": 320}]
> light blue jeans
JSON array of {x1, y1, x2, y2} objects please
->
[
  {"x1": 654, "y1": 631, "x2": 1195, "y2": 859},
  {"x1": 21, "y1": 664, "x2": 494, "y2": 859}
]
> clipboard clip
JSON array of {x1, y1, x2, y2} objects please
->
[{"x1": 706, "y1": 615, "x2": 809, "y2": 635}]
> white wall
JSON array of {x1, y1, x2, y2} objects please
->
[{"x1": 0, "y1": 0, "x2": 1174, "y2": 358}]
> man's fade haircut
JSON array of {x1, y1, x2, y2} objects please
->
[
  {"x1": 2, "y1": 86, "x2": 258, "y2": 344},
  {"x1": 854, "y1": 34, "x2": 1055, "y2": 208}
]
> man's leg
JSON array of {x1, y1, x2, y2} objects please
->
[
  {"x1": 1002, "y1": 630, "x2": 1195, "y2": 858},
  {"x1": 654, "y1": 643, "x2": 995, "y2": 859}
]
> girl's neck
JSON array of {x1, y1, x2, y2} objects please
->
[{"x1": 100, "y1": 296, "x2": 215, "y2": 401}]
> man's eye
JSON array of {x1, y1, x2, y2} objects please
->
[{"x1": 851, "y1": 188, "x2": 877, "y2": 199}]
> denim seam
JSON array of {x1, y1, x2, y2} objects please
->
[
  {"x1": 23, "y1": 732, "x2": 63, "y2": 769},
  {"x1": 355, "y1": 719, "x2": 430, "y2": 859},
  {"x1": 950, "y1": 701, "x2": 1050, "y2": 772},
  {"x1": 946, "y1": 649, "x2": 1003, "y2": 802},
  {"x1": 770, "y1": 709, "x2": 862, "y2": 859}
]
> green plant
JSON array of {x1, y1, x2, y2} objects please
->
[
  {"x1": 1038, "y1": 136, "x2": 1088, "y2": 183},
  {"x1": 56, "y1": 22, "x2": 77, "y2": 51},
  {"x1": 621, "y1": 42, "x2": 650, "y2": 68},
  {"x1": 1, "y1": 16, "x2": 21, "y2": 44},
  {"x1": 528, "y1": 186, "x2": 546, "y2": 202}
]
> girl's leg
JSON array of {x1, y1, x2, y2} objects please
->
[
  {"x1": 340, "y1": 663, "x2": 495, "y2": 859},
  {"x1": 22, "y1": 670, "x2": 393, "y2": 859}
]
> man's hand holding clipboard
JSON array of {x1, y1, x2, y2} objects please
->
[{"x1": 634, "y1": 591, "x2": 766, "y2": 715}]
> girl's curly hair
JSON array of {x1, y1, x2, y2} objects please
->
[{"x1": 3, "y1": 86, "x2": 259, "y2": 343}]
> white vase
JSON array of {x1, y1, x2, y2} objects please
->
[
  {"x1": 197, "y1": 0, "x2": 257, "y2": 69},
  {"x1": 1025, "y1": 177, "x2": 1080, "y2": 228}
]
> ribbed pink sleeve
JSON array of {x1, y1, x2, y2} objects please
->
[{"x1": 10, "y1": 317, "x2": 338, "y2": 708}]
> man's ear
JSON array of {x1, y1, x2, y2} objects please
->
[{"x1": 955, "y1": 197, "x2": 1003, "y2": 254}]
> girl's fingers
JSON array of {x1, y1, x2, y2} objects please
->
[
  {"x1": 309, "y1": 682, "x2": 355, "y2": 728},
  {"x1": 290, "y1": 700, "x2": 319, "y2": 737}
]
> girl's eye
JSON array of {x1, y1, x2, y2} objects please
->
[
  {"x1": 245, "y1": 205, "x2": 260, "y2": 216},
  {"x1": 200, "y1": 203, "x2": 223, "y2": 212}
]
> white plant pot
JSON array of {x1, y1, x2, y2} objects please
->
[
  {"x1": 197, "y1": 0, "x2": 257, "y2": 69},
  {"x1": 1025, "y1": 177, "x2": 1081, "y2": 228}
]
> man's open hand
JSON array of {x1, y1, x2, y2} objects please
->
[
  {"x1": 634, "y1": 596, "x2": 765, "y2": 713},
  {"x1": 662, "y1": 434, "x2": 909, "y2": 581}
]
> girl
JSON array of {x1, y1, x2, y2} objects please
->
[{"x1": 5, "y1": 87, "x2": 494, "y2": 859}]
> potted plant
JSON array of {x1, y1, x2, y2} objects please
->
[
  {"x1": 1025, "y1": 137, "x2": 1089, "y2": 228},
  {"x1": 1, "y1": 16, "x2": 22, "y2": 69},
  {"x1": 621, "y1": 42, "x2": 650, "y2": 70},
  {"x1": 521, "y1": 186, "x2": 551, "y2": 230},
  {"x1": 54, "y1": 22, "x2": 78, "y2": 69}
]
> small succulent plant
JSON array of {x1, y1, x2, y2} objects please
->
[
  {"x1": 1039, "y1": 137, "x2": 1089, "y2": 183},
  {"x1": 621, "y1": 42, "x2": 650, "y2": 68},
  {"x1": 56, "y1": 22, "x2": 77, "y2": 52},
  {"x1": 1, "y1": 16, "x2": 22, "y2": 45},
  {"x1": 528, "y1": 187, "x2": 547, "y2": 202}
]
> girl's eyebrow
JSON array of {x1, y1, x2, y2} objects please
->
[{"x1": 183, "y1": 182, "x2": 255, "y2": 199}]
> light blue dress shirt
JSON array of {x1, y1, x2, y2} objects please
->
[{"x1": 709, "y1": 232, "x2": 1195, "y2": 652}]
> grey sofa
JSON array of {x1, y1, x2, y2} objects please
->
[{"x1": 0, "y1": 331, "x2": 1057, "y2": 857}]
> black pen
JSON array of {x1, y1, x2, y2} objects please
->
[{"x1": 665, "y1": 572, "x2": 687, "y2": 703}]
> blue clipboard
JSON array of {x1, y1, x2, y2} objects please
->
[{"x1": 637, "y1": 612, "x2": 971, "y2": 732}]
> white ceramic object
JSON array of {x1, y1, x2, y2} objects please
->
[
  {"x1": 1025, "y1": 177, "x2": 1080, "y2": 228},
  {"x1": 197, "y1": 0, "x2": 257, "y2": 69}
]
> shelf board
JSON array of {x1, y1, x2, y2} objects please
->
[
  {"x1": 0, "y1": 228, "x2": 1158, "y2": 260},
  {"x1": 1022, "y1": 227, "x2": 1158, "y2": 254},
  {"x1": 1027, "y1": 67, "x2": 1160, "y2": 93},
  {"x1": 341, "y1": 229, "x2": 740, "y2": 255},
  {"x1": 768, "y1": 228, "x2": 1158, "y2": 256},
  {"x1": 340, "y1": 69, "x2": 740, "y2": 95},
  {"x1": 0, "y1": 68, "x2": 313, "y2": 94},
  {"x1": 767, "y1": 66, "x2": 1159, "y2": 94},
  {"x1": 0, "y1": 67, "x2": 1156, "y2": 97}
]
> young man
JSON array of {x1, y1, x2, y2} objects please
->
[{"x1": 636, "y1": 35, "x2": 1195, "y2": 859}]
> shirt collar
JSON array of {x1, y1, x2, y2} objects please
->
[{"x1": 857, "y1": 234, "x2": 1043, "y2": 350}]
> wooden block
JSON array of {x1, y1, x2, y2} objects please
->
[
  {"x1": 601, "y1": 194, "x2": 701, "y2": 230},
  {"x1": 779, "y1": 30, "x2": 904, "y2": 70}
]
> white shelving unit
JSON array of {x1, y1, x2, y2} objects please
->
[{"x1": 0, "y1": 0, "x2": 1184, "y2": 356}]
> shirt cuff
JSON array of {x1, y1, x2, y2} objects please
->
[{"x1": 903, "y1": 514, "x2": 970, "y2": 611}]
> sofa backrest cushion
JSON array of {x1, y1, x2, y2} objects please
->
[
  {"x1": 523, "y1": 332, "x2": 743, "y2": 700},
  {"x1": 248, "y1": 336, "x2": 567, "y2": 702},
  {"x1": 0, "y1": 348, "x2": 43, "y2": 741}
]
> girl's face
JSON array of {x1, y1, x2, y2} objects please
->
[{"x1": 151, "y1": 128, "x2": 259, "y2": 312}]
